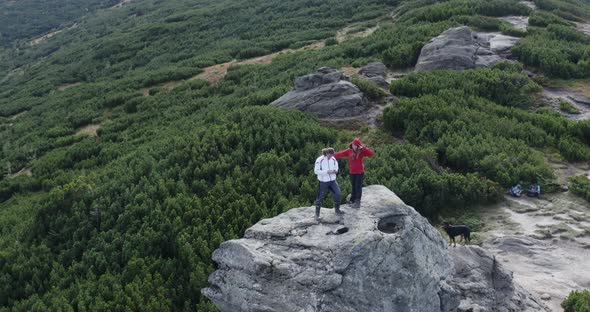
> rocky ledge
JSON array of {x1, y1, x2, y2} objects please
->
[
  {"x1": 416, "y1": 26, "x2": 521, "y2": 71},
  {"x1": 271, "y1": 67, "x2": 369, "y2": 118},
  {"x1": 202, "y1": 185, "x2": 549, "y2": 312}
]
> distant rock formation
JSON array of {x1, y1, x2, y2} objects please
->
[
  {"x1": 416, "y1": 26, "x2": 520, "y2": 71},
  {"x1": 202, "y1": 185, "x2": 549, "y2": 312},
  {"x1": 359, "y1": 62, "x2": 389, "y2": 88},
  {"x1": 271, "y1": 67, "x2": 369, "y2": 118}
]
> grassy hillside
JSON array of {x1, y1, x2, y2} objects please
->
[
  {"x1": 0, "y1": 0, "x2": 119, "y2": 47},
  {"x1": 1, "y1": 0, "x2": 590, "y2": 310}
]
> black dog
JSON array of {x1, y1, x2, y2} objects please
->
[{"x1": 441, "y1": 223, "x2": 471, "y2": 247}]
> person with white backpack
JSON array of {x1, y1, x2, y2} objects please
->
[{"x1": 314, "y1": 147, "x2": 344, "y2": 222}]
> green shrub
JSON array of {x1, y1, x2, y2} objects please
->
[
  {"x1": 325, "y1": 37, "x2": 338, "y2": 46},
  {"x1": 535, "y1": 0, "x2": 590, "y2": 20},
  {"x1": 235, "y1": 47, "x2": 271, "y2": 60},
  {"x1": 558, "y1": 136, "x2": 590, "y2": 161},
  {"x1": 499, "y1": 23, "x2": 527, "y2": 37},
  {"x1": 512, "y1": 29, "x2": 590, "y2": 79},
  {"x1": 569, "y1": 176, "x2": 590, "y2": 202},
  {"x1": 465, "y1": 15, "x2": 502, "y2": 31},
  {"x1": 559, "y1": 101, "x2": 580, "y2": 114},
  {"x1": 562, "y1": 290, "x2": 590, "y2": 312},
  {"x1": 350, "y1": 76, "x2": 387, "y2": 101},
  {"x1": 529, "y1": 11, "x2": 573, "y2": 27},
  {"x1": 390, "y1": 65, "x2": 540, "y2": 107}
]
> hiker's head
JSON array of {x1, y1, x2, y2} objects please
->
[
  {"x1": 322, "y1": 147, "x2": 335, "y2": 158},
  {"x1": 350, "y1": 138, "x2": 362, "y2": 151}
]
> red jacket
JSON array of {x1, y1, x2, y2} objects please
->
[{"x1": 334, "y1": 139, "x2": 374, "y2": 174}]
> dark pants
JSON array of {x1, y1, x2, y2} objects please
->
[
  {"x1": 315, "y1": 180, "x2": 341, "y2": 215},
  {"x1": 350, "y1": 173, "x2": 364, "y2": 203}
]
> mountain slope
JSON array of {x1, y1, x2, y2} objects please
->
[{"x1": 1, "y1": 0, "x2": 590, "y2": 310}]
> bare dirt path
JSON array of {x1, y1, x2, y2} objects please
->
[
  {"x1": 6, "y1": 168, "x2": 32, "y2": 180},
  {"x1": 143, "y1": 21, "x2": 384, "y2": 92},
  {"x1": 575, "y1": 22, "x2": 590, "y2": 36},
  {"x1": 75, "y1": 123, "x2": 101, "y2": 137},
  {"x1": 30, "y1": 23, "x2": 78, "y2": 46},
  {"x1": 190, "y1": 42, "x2": 326, "y2": 84},
  {"x1": 110, "y1": 0, "x2": 134, "y2": 9},
  {"x1": 57, "y1": 82, "x2": 82, "y2": 91},
  {"x1": 335, "y1": 25, "x2": 379, "y2": 43}
]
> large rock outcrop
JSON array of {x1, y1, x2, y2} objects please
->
[
  {"x1": 271, "y1": 67, "x2": 369, "y2": 118},
  {"x1": 415, "y1": 26, "x2": 520, "y2": 71},
  {"x1": 202, "y1": 185, "x2": 548, "y2": 312}
]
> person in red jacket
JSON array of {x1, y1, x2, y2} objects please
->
[{"x1": 334, "y1": 138, "x2": 374, "y2": 208}]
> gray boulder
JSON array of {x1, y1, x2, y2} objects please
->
[
  {"x1": 202, "y1": 185, "x2": 549, "y2": 312},
  {"x1": 359, "y1": 62, "x2": 387, "y2": 78},
  {"x1": 416, "y1": 26, "x2": 520, "y2": 71},
  {"x1": 359, "y1": 62, "x2": 389, "y2": 88},
  {"x1": 271, "y1": 67, "x2": 368, "y2": 118}
]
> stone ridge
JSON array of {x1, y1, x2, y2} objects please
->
[{"x1": 202, "y1": 185, "x2": 550, "y2": 312}]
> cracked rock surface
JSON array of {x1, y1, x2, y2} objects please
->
[
  {"x1": 202, "y1": 185, "x2": 548, "y2": 312},
  {"x1": 271, "y1": 67, "x2": 368, "y2": 118},
  {"x1": 415, "y1": 26, "x2": 520, "y2": 71}
]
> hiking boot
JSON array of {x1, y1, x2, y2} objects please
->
[
  {"x1": 335, "y1": 204, "x2": 345, "y2": 215},
  {"x1": 315, "y1": 215, "x2": 321, "y2": 222},
  {"x1": 315, "y1": 206, "x2": 321, "y2": 222},
  {"x1": 352, "y1": 201, "x2": 361, "y2": 209}
]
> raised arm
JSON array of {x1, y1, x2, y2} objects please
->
[
  {"x1": 362, "y1": 147, "x2": 375, "y2": 157},
  {"x1": 333, "y1": 149, "x2": 350, "y2": 159}
]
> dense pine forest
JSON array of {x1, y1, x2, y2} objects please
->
[{"x1": 1, "y1": 0, "x2": 590, "y2": 310}]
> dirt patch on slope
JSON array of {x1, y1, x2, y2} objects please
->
[
  {"x1": 111, "y1": 0, "x2": 134, "y2": 9},
  {"x1": 336, "y1": 25, "x2": 379, "y2": 43},
  {"x1": 8, "y1": 111, "x2": 28, "y2": 120},
  {"x1": 191, "y1": 62, "x2": 235, "y2": 84},
  {"x1": 30, "y1": 30, "x2": 64, "y2": 46},
  {"x1": 75, "y1": 124, "x2": 101, "y2": 137},
  {"x1": 30, "y1": 23, "x2": 78, "y2": 46},
  {"x1": 57, "y1": 82, "x2": 82, "y2": 91},
  {"x1": 575, "y1": 22, "x2": 590, "y2": 36},
  {"x1": 182, "y1": 22, "x2": 383, "y2": 85},
  {"x1": 340, "y1": 66, "x2": 360, "y2": 77},
  {"x1": 191, "y1": 42, "x2": 325, "y2": 84},
  {"x1": 7, "y1": 168, "x2": 32, "y2": 180}
]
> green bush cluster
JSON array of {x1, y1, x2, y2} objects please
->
[
  {"x1": 350, "y1": 76, "x2": 387, "y2": 101},
  {"x1": 399, "y1": 0, "x2": 530, "y2": 23},
  {"x1": 384, "y1": 65, "x2": 590, "y2": 190},
  {"x1": 569, "y1": 176, "x2": 590, "y2": 202},
  {"x1": 562, "y1": 290, "x2": 590, "y2": 312},
  {"x1": 513, "y1": 11, "x2": 590, "y2": 79}
]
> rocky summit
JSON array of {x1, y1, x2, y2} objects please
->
[
  {"x1": 202, "y1": 185, "x2": 548, "y2": 312},
  {"x1": 271, "y1": 67, "x2": 368, "y2": 118}
]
